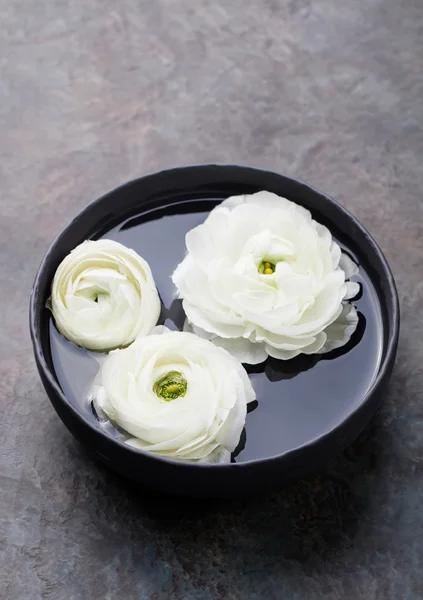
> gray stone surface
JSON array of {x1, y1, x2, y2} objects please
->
[{"x1": 1, "y1": 0, "x2": 423, "y2": 598}]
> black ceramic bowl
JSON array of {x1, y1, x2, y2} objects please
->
[{"x1": 30, "y1": 165, "x2": 399, "y2": 497}]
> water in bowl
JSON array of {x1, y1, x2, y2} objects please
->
[{"x1": 50, "y1": 199, "x2": 383, "y2": 462}]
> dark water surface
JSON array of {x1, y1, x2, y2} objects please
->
[{"x1": 50, "y1": 200, "x2": 383, "y2": 462}]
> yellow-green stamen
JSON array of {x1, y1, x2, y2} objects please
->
[
  {"x1": 258, "y1": 260, "x2": 276, "y2": 275},
  {"x1": 153, "y1": 371, "x2": 187, "y2": 401}
]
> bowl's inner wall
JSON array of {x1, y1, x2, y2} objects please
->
[{"x1": 35, "y1": 166, "x2": 389, "y2": 462}]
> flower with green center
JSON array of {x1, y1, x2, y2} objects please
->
[
  {"x1": 153, "y1": 371, "x2": 187, "y2": 401},
  {"x1": 173, "y1": 191, "x2": 360, "y2": 364},
  {"x1": 92, "y1": 327, "x2": 256, "y2": 463}
]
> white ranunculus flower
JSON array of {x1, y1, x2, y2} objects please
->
[
  {"x1": 172, "y1": 191, "x2": 360, "y2": 364},
  {"x1": 92, "y1": 327, "x2": 256, "y2": 463},
  {"x1": 50, "y1": 239, "x2": 161, "y2": 351}
]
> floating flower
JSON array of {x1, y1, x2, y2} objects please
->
[
  {"x1": 92, "y1": 327, "x2": 256, "y2": 463},
  {"x1": 50, "y1": 239, "x2": 160, "y2": 351},
  {"x1": 173, "y1": 191, "x2": 360, "y2": 364}
]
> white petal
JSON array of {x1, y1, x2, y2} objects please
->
[
  {"x1": 330, "y1": 241, "x2": 342, "y2": 270},
  {"x1": 339, "y1": 252, "x2": 359, "y2": 279},
  {"x1": 182, "y1": 301, "x2": 245, "y2": 338},
  {"x1": 266, "y1": 331, "x2": 327, "y2": 360},
  {"x1": 186, "y1": 321, "x2": 267, "y2": 366},
  {"x1": 198, "y1": 447, "x2": 232, "y2": 464},
  {"x1": 245, "y1": 191, "x2": 296, "y2": 211},
  {"x1": 317, "y1": 303, "x2": 359, "y2": 353},
  {"x1": 150, "y1": 325, "x2": 171, "y2": 336},
  {"x1": 345, "y1": 281, "x2": 360, "y2": 300},
  {"x1": 211, "y1": 335, "x2": 268, "y2": 365}
]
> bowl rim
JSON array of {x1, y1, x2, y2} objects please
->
[{"x1": 29, "y1": 164, "x2": 400, "y2": 470}]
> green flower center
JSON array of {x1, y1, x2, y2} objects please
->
[
  {"x1": 153, "y1": 371, "x2": 187, "y2": 401},
  {"x1": 258, "y1": 260, "x2": 276, "y2": 275}
]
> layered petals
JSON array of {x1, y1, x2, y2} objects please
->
[
  {"x1": 92, "y1": 327, "x2": 255, "y2": 463},
  {"x1": 173, "y1": 192, "x2": 359, "y2": 363},
  {"x1": 50, "y1": 239, "x2": 160, "y2": 351}
]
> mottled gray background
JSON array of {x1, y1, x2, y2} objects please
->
[{"x1": 1, "y1": 0, "x2": 423, "y2": 598}]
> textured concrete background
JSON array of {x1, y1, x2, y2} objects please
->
[{"x1": 1, "y1": 0, "x2": 423, "y2": 598}]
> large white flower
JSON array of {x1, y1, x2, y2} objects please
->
[
  {"x1": 92, "y1": 327, "x2": 255, "y2": 463},
  {"x1": 172, "y1": 191, "x2": 360, "y2": 364},
  {"x1": 50, "y1": 239, "x2": 160, "y2": 351}
]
